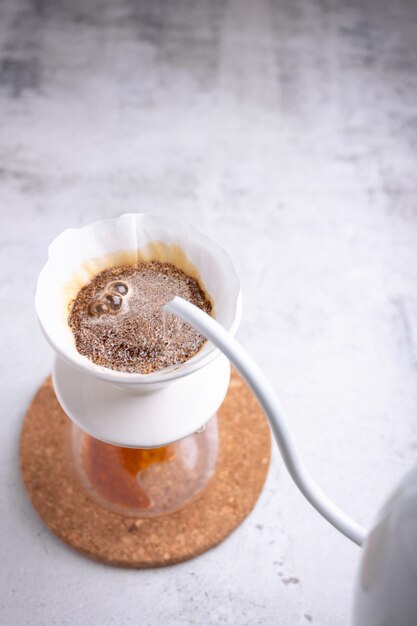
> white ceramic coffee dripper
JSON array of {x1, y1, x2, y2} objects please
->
[{"x1": 35, "y1": 214, "x2": 241, "y2": 448}]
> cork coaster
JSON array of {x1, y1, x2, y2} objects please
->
[{"x1": 20, "y1": 370, "x2": 271, "y2": 568}]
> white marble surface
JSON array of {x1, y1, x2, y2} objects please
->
[{"x1": 1, "y1": 0, "x2": 417, "y2": 624}]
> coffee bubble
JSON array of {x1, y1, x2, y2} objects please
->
[
  {"x1": 103, "y1": 293, "x2": 123, "y2": 311},
  {"x1": 88, "y1": 301, "x2": 110, "y2": 317},
  {"x1": 108, "y1": 281, "x2": 128, "y2": 296}
]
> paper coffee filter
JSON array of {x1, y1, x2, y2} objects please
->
[{"x1": 35, "y1": 214, "x2": 241, "y2": 382}]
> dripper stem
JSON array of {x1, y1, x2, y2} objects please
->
[{"x1": 165, "y1": 296, "x2": 366, "y2": 547}]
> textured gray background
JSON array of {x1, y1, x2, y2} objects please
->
[{"x1": 1, "y1": 0, "x2": 417, "y2": 624}]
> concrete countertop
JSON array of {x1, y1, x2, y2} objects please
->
[{"x1": 1, "y1": 0, "x2": 417, "y2": 624}]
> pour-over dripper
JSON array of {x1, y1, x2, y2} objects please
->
[
  {"x1": 35, "y1": 213, "x2": 242, "y2": 388},
  {"x1": 35, "y1": 214, "x2": 242, "y2": 447}
]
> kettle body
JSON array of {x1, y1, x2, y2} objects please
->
[{"x1": 354, "y1": 464, "x2": 417, "y2": 626}]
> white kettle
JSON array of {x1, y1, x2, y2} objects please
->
[
  {"x1": 353, "y1": 464, "x2": 417, "y2": 626},
  {"x1": 167, "y1": 296, "x2": 417, "y2": 626}
]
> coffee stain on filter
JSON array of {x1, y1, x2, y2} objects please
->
[{"x1": 62, "y1": 241, "x2": 214, "y2": 321}]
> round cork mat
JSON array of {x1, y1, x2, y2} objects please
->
[{"x1": 20, "y1": 370, "x2": 271, "y2": 568}]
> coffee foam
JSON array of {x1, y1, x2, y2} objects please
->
[{"x1": 68, "y1": 262, "x2": 212, "y2": 374}]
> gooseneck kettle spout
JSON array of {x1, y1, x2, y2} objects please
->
[{"x1": 165, "y1": 296, "x2": 367, "y2": 547}]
